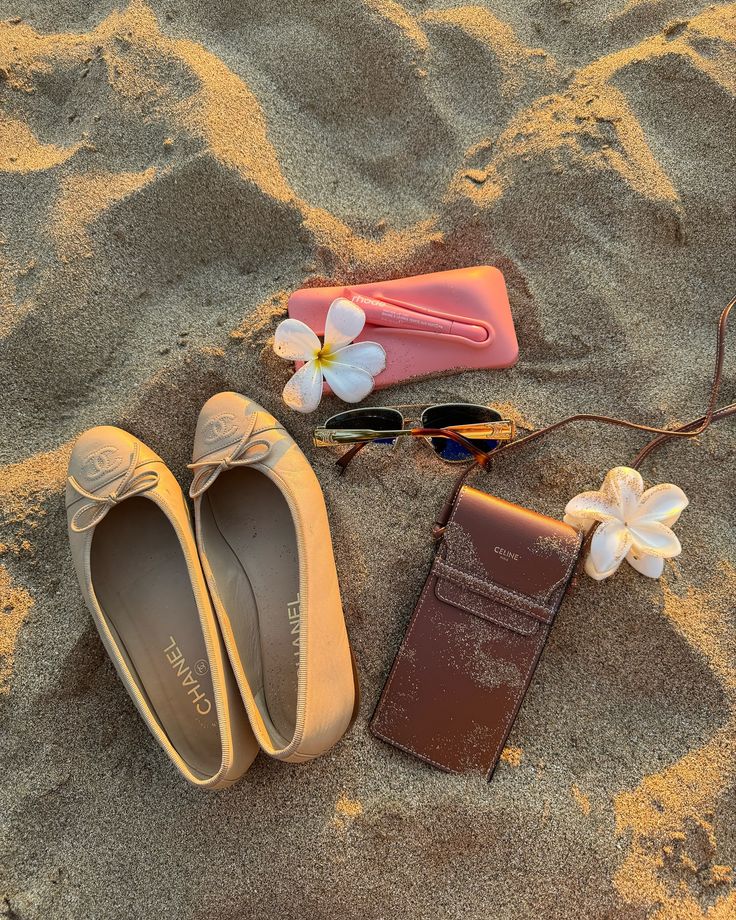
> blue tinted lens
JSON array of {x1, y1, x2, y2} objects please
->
[
  {"x1": 422, "y1": 403, "x2": 503, "y2": 463},
  {"x1": 434, "y1": 437, "x2": 499, "y2": 461}
]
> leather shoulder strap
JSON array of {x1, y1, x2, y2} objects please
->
[{"x1": 437, "y1": 296, "x2": 735, "y2": 529}]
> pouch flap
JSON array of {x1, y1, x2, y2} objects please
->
[{"x1": 434, "y1": 486, "x2": 581, "y2": 630}]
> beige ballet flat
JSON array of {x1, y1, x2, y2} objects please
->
[
  {"x1": 65, "y1": 425, "x2": 258, "y2": 788},
  {"x1": 189, "y1": 392, "x2": 357, "y2": 762}
]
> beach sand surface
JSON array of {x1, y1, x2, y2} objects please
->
[{"x1": 1, "y1": 1, "x2": 735, "y2": 918}]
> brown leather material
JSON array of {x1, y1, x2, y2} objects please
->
[{"x1": 370, "y1": 486, "x2": 582, "y2": 776}]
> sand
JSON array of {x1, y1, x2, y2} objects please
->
[{"x1": 1, "y1": 1, "x2": 735, "y2": 918}]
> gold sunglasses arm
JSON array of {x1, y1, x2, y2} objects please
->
[
  {"x1": 313, "y1": 420, "x2": 515, "y2": 447},
  {"x1": 314, "y1": 427, "x2": 408, "y2": 446},
  {"x1": 425, "y1": 421, "x2": 516, "y2": 440}
]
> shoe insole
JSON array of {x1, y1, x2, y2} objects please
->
[
  {"x1": 202, "y1": 468, "x2": 300, "y2": 744},
  {"x1": 90, "y1": 498, "x2": 221, "y2": 778}
]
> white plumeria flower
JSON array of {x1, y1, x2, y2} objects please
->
[
  {"x1": 564, "y1": 466, "x2": 688, "y2": 581},
  {"x1": 273, "y1": 298, "x2": 386, "y2": 414}
]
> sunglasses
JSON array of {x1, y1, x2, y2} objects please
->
[{"x1": 313, "y1": 403, "x2": 515, "y2": 471}]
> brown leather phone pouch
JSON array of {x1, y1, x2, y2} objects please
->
[{"x1": 370, "y1": 485, "x2": 583, "y2": 776}]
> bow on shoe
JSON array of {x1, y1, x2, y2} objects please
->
[
  {"x1": 68, "y1": 443, "x2": 160, "y2": 533},
  {"x1": 188, "y1": 423, "x2": 273, "y2": 498}
]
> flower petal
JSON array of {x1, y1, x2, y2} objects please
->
[
  {"x1": 282, "y1": 360, "x2": 324, "y2": 413},
  {"x1": 627, "y1": 521, "x2": 682, "y2": 558},
  {"x1": 626, "y1": 548, "x2": 665, "y2": 578},
  {"x1": 330, "y1": 341, "x2": 386, "y2": 377},
  {"x1": 563, "y1": 512, "x2": 594, "y2": 534},
  {"x1": 564, "y1": 490, "x2": 621, "y2": 524},
  {"x1": 585, "y1": 551, "x2": 624, "y2": 581},
  {"x1": 599, "y1": 466, "x2": 643, "y2": 520},
  {"x1": 322, "y1": 361, "x2": 375, "y2": 404},
  {"x1": 590, "y1": 520, "x2": 631, "y2": 575},
  {"x1": 633, "y1": 482, "x2": 689, "y2": 526},
  {"x1": 274, "y1": 318, "x2": 322, "y2": 360},
  {"x1": 324, "y1": 297, "x2": 366, "y2": 350}
]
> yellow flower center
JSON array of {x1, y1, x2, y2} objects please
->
[{"x1": 314, "y1": 344, "x2": 335, "y2": 368}]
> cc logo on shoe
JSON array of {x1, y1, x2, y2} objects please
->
[
  {"x1": 194, "y1": 659, "x2": 208, "y2": 676},
  {"x1": 82, "y1": 447, "x2": 124, "y2": 480},
  {"x1": 204, "y1": 414, "x2": 238, "y2": 443}
]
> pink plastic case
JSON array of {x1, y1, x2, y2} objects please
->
[{"x1": 287, "y1": 265, "x2": 519, "y2": 390}]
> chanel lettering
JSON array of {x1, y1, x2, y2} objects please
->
[
  {"x1": 287, "y1": 595, "x2": 300, "y2": 668},
  {"x1": 163, "y1": 636, "x2": 212, "y2": 715}
]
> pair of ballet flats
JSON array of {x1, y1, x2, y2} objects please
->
[{"x1": 65, "y1": 392, "x2": 358, "y2": 789}]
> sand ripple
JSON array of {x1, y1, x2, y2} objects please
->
[{"x1": 1, "y1": 2, "x2": 734, "y2": 917}]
